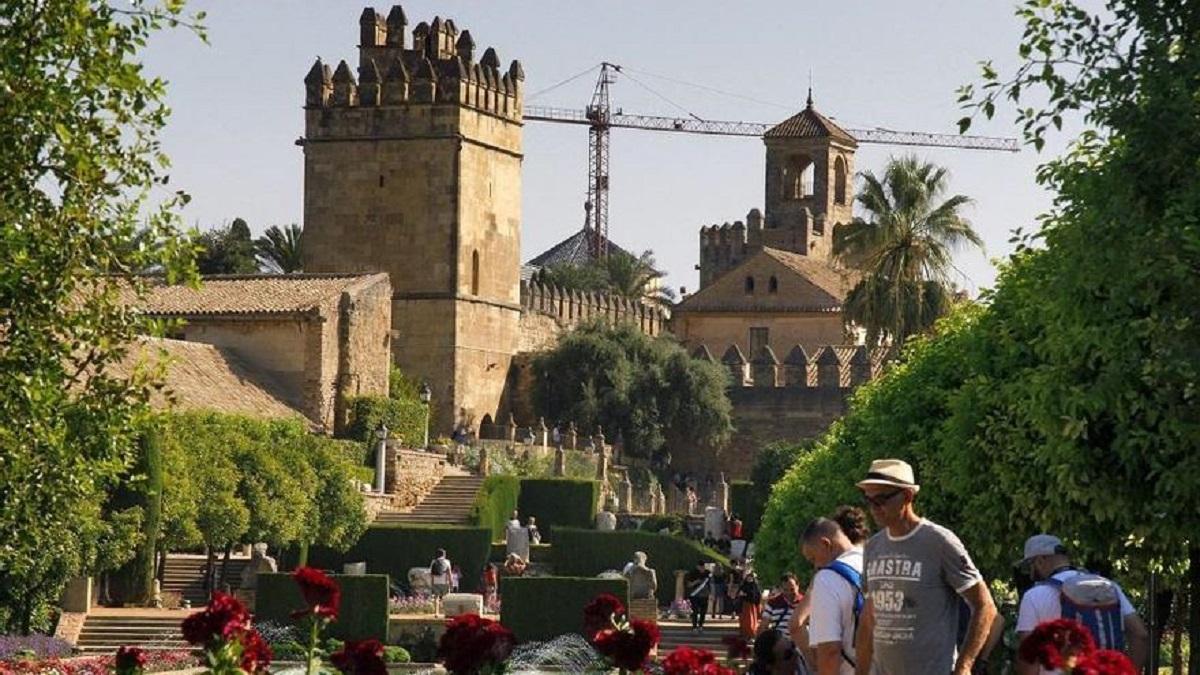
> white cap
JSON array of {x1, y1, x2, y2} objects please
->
[{"x1": 1018, "y1": 534, "x2": 1066, "y2": 565}]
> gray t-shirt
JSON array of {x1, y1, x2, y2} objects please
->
[{"x1": 862, "y1": 519, "x2": 982, "y2": 675}]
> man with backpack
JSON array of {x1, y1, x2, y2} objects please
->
[
  {"x1": 429, "y1": 548, "x2": 452, "y2": 616},
  {"x1": 802, "y1": 517, "x2": 863, "y2": 675},
  {"x1": 1014, "y1": 534, "x2": 1149, "y2": 674}
]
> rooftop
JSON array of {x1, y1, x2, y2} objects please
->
[
  {"x1": 127, "y1": 273, "x2": 389, "y2": 317},
  {"x1": 525, "y1": 227, "x2": 639, "y2": 270},
  {"x1": 764, "y1": 94, "x2": 857, "y2": 145}
]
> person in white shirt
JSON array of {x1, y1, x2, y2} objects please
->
[
  {"x1": 1015, "y1": 534, "x2": 1149, "y2": 674},
  {"x1": 802, "y1": 517, "x2": 864, "y2": 675}
]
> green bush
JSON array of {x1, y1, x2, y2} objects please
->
[
  {"x1": 343, "y1": 396, "x2": 428, "y2": 449},
  {"x1": 637, "y1": 514, "x2": 685, "y2": 535},
  {"x1": 470, "y1": 475, "x2": 521, "y2": 541},
  {"x1": 382, "y1": 646, "x2": 411, "y2": 664},
  {"x1": 729, "y1": 481, "x2": 761, "y2": 538},
  {"x1": 499, "y1": 576, "x2": 629, "y2": 642},
  {"x1": 255, "y1": 573, "x2": 389, "y2": 641},
  {"x1": 304, "y1": 525, "x2": 491, "y2": 593},
  {"x1": 517, "y1": 479, "x2": 599, "y2": 541},
  {"x1": 551, "y1": 528, "x2": 728, "y2": 606}
]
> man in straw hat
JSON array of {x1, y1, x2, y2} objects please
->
[{"x1": 852, "y1": 459, "x2": 996, "y2": 675}]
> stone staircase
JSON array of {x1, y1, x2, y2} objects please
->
[
  {"x1": 161, "y1": 554, "x2": 250, "y2": 608},
  {"x1": 656, "y1": 618, "x2": 741, "y2": 657},
  {"x1": 374, "y1": 473, "x2": 484, "y2": 525},
  {"x1": 75, "y1": 612, "x2": 189, "y2": 654}
]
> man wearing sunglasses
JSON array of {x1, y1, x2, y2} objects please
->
[{"x1": 852, "y1": 459, "x2": 997, "y2": 675}]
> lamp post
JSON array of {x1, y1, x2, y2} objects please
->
[
  {"x1": 419, "y1": 382, "x2": 432, "y2": 450},
  {"x1": 374, "y1": 422, "x2": 388, "y2": 493}
]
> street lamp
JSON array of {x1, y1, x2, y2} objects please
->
[
  {"x1": 419, "y1": 382, "x2": 432, "y2": 450},
  {"x1": 374, "y1": 422, "x2": 388, "y2": 493}
]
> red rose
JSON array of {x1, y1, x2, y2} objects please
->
[
  {"x1": 330, "y1": 639, "x2": 388, "y2": 675},
  {"x1": 593, "y1": 619, "x2": 660, "y2": 671},
  {"x1": 292, "y1": 566, "x2": 341, "y2": 620},
  {"x1": 1018, "y1": 618, "x2": 1096, "y2": 669},
  {"x1": 583, "y1": 593, "x2": 626, "y2": 642},
  {"x1": 438, "y1": 613, "x2": 515, "y2": 674},
  {"x1": 181, "y1": 592, "x2": 250, "y2": 646},
  {"x1": 238, "y1": 629, "x2": 273, "y2": 673},
  {"x1": 1072, "y1": 649, "x2": 1137, "y2": 675},
  {"x1": 115, "y1": 646, "x2": 148, "y2": 673}
]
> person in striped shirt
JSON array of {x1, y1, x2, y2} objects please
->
[{"x1": 762, "y1": 573, "x2": 805, "y2": 634}]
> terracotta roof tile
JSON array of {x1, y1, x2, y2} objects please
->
[
  {"x1": 525, "y1": 227, "x2": 639, "y2": 269},
  {"x1": 129, "y1": 273, "x2": 388, "y2": 316},
  {"x1": 764, "y1": 104, "x2": 857, "y2": 144},
  {"x1": 760, "y1": 248, "x2": 859, "y2": 302}
]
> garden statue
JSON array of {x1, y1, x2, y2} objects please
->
[{"x1": 238, "y1": 543, "x2": 277, "y2": 590}]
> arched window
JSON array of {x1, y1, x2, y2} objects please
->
[
  {"x1": 768, "y1": 276, "x2": 779, "y2": 293},
  {"x1": 785, "y1": 154, "x2": 814, "y2": 199},
  {"x1": 471, "y1": 250, "x2": 480, "y2": 295},
  {"x1": 744, "y1": 276, "x2": 755, "y2": 294},
  {"x1": 834, "y1": 156, "x2": 848, "y2": 205}
]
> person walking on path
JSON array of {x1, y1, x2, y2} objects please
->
[
  {"x1": 1014, "y1": 534, "x2": 1149, "y2": 674},
  {"x1": 685, "y1": 561, "x2": 713, "y2": 633},
  {"x1": 738, "y1": 569, "x2": 764, "y2": 640},
  {"x1": 802, "y1": 517, "x2": 864, "y2": 675},
  {"x1": 429, "y1": 548, "x2": 452, "y2": 616},
  {"x1": 854, "y1": 459, "x2": 997, "y2": 675}
]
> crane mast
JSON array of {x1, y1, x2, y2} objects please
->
[{"x1": 525, "y1": 63, "x2": 1019, "y2": 258}]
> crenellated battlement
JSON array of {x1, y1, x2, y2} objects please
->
[
  {"x1": 519, "y1": 277, "x2": 668, "y2": 337},
  {"x1": 304, "y1": 5, "x2": 524, "y2": 136},
  {"x1": 692, "y1": 342, "x2": 887, "y2": 390}
]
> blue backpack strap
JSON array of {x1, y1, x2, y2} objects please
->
[{"x1": 821, "y1": 561, "x2": 864, "y2": 667}]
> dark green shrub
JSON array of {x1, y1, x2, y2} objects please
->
[
  {"x1": 382, "y1": 646, "x2": 410, "y2": 663},
  {"x1": 638, "y1": 514, "x2": 686, "y2": 535},
  {"x1": 516, "y1": 479, "x2": 598, "y2": 541},
  {"x1": 304, "y1": 525, "x2": 491, "y2": 593},
  {"x1": 470, "y1": 475, "x2": 521, "y2": 541},
  {"x1": 343, "y1": 396, "x2": 427, "y2": 449},
  {"x1": 499, "y1": 576, "x2": 628, "y2": 642},
  {"x1": 551, "y1": 528, "x2": 728, "y2": 605},
  {"x1": 255, "y1": 573, "x2": 389, "y2": 641},
  {"x1": 269, "y1": 641, "x2": 305, "y2": 661},
  {"x1": 729, "y1": 480, "x2": 761, "y2": 538}
]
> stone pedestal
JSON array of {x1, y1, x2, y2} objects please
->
[
  {"x1": 617, "y1": 477, "x2": 633, "y2": 514},
  {"x1": 553, "y1": 447, "x2": 566, "y2": 476},
  {"x1": 596, "y1": 450, "x2": 609, "y2": 481},
  {"x1": 715, "y1": 473, "x2": 730, "y2": 513},
  {"x1": 566, "y1": 422, "x2": 578, "y2": 450},
  {"x1": 479, "y1": 445, "x2": 490, "y2": 475},
  {"x1": 704, "y1": 506, "x2": 725, "y2": 540},
  {"x1": 674, "y1": 570, "x2": 687, "y2": 603},
  {"x1": 60, "y1": 577, "x2": 92, "y2": 613}
]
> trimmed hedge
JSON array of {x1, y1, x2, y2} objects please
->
[
  {"x1": 516, "y1": 479, "x2": 598, "y2": 541},
  {"x1": 729, "y1": 480, "x2": 762, "y2": 538},
  {"x1": 499, "y1": 576, "x2": 629, "y2": 642},
  {"x1": 470, "y1": 475, "x2": 521, "y2": 541},
  {"x1": 343, "y1": 396, "x2": 428, "y2": 450},
  {"x1": 256, "y1": 573, "x2": 388, "y2": 641},
  {"x1": 551, "y1": 528, "x2": 728, "y2": 606},
  {"x1": 304, "y1": 525, "x2": 491, "y2": 593}
]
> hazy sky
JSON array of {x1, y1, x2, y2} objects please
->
[{"x1": 143, "y1": 1, "x2": 1077, "y2": 295}]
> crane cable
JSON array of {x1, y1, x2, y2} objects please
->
[
  {"x1": 619, "y1": 69, "x2": 705, "y2": 122},
  {"x1": 525, "y1": 64, "x2": 601, "y2": 101},
  {"x1": 620, "y1": 65, "x2": 796, "y2": 112}
]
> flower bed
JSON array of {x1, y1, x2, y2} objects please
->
[
  {"x1": 389, "y1": 594, "x2": 435, "y2": 616},
  {"x1": 0, "y1": 636, "x2": 71, "y2": 662},
  {"x1": 0, "y1": 650, "x2": 196, "y2": 675}
]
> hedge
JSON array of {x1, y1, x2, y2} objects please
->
[
  {"x1": 516, "y1": 479, "x2": 598, "y2": 541},
  {"x1": 550, "y1": 528, "x2": 728, "y2": 606},
  {"x1": 469, "y1": 475, "x2": 521, "y2": 541},
  {"x1": 256, "y1": 573, "x2": 388, "y2": 641},
  {"x1": 304, "y1": 525, "x2": 491, "y2": 593},
  {"x1": 729, "y1": 480, "x2": 762, "y2": 538},
  {"x1": 343, "y1": 396, "x2": 428, "y2": 450},
  {"x1": 499, "y1": 576, "x2": 629, "y2": 642}
]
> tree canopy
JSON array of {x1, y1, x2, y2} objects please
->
[
  {"x1": 536, "y1": 250, "x2": 675, "y2": 306},
  {"x1": 0, "y1": 0, "x2": 203, "y2": 632},
  {"x1": 532, "y1": 322, "x2": 732, "y2": 458},
  {"x1": 195, "y1": 217, "x2": 258, "y2": 275},
  {"x1": 256, "y1": 223, "x2": 304, "y2": 274}
]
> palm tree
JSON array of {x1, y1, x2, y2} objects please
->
[
  {"x1": 833, "y1": 155, "x2": 982, "y2": 347},
  {"x1": 255, "y1": 223, "x2": 303, "y2": 274},
  {"x1": 603, "y1": 250, "x2": 676, "y2": 306}
]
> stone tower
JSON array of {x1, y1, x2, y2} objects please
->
[
  {"x1": 697, "y1": 92, "x2": 856, "y2": 287},
  {"x1": 301, "y1": 5, "x2": 525, "y2": 434}
]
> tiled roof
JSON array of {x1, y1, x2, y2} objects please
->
[
  {"x1": 111, "y1": 337, "x2": 306, "y2": 421},
  {"x1": 676, "y1": 247, "x2": 857, "y2": 313},
  {"x1": 764, "y1": 103, "x2": 857, "y2": 144},
  {"x1": 525, "y1": 228, "x2": 639, "y2": 269},
  {"x1": 760, "y1": 248, "x2": 858, "y2": 302},
  {"x1": 128, "y1": 273, "x2": 388, "y2": 316}
]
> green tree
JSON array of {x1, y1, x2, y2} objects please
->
[
  {"x1": 532, "y1": 322, "x2": 732, "y2": 458},
  {"x1": 538, "y1": 250, "x2": 674, "y2": 306},
  {"x1": 196, "y1": 217, "x2": 258, "y2": 274},
  {"x1": 256, "y1": 223, "x2": 304, "y2": 273},
  {"x1": 832, "y1": 156, "x2": 982, "y2": 347},
  {"x1": 0, "y1": 0, "x2": 202, "y2": 632}
]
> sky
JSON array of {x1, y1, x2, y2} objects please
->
[{"x1": 142, "y1": 1, "x2": 1079, "y2": 296}]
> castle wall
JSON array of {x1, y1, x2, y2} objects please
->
[
  {"x1": 333, "y1": 275, "x2": 394, "y2": 430},
  {"x1": 177, "y1": 318, "x2": 312, "y2": 409}
]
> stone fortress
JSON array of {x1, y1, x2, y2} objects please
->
[{"x1": 135, "y1": 5, "x2": 876, "y2": 478}]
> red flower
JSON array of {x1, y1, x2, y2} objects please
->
[
  {"x1": 331, "y1": 639, "x2": 388, "y2": 675},
  {"x1": 438, "y1": 613, "x2": 516, "y2": 675},
  {"x1": 292, "y1": 566, "x2": 341, "y2": 620},
  {"x1": 721, "y1": 634, "x2": 752, "y2": 660},
  {"x1": 181, "y1": 592, "x2": 250, "y2": 646},
  {"x1": 114, "y1": 646, "x2": 147, "y2": 673},
  {"x1": 662, "y1": 645, "x2": 737, "y2": 675},
  {"x1": 593, "y1": 619, "x2": 660, "y2": 671},
  {"x1": 237, "y1": 628, "x2": 272, "y2": 673},
  {"x1": 1018, "y1": 619, "x2": 1096, "y2": 669},
  {"x1": 583, "y1": 593, "x2": 627, "y2": 642},
  {"x1": 1072, "y1": 649, "x2": 1137, "y2": 675}
]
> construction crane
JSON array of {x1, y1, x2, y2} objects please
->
[{"x1": 523, "y1": 62, "x2": 1020, "y2": 258}]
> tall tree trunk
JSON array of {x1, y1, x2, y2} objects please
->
[
  {"x1": 204, "y1": 543, "x2": 215, "y2": 600},
  {"x1": 1189, "y1": 546, "x2": 1200, "y2": 675},
  {"x1": 298, "y1": 540, "x2": 310, "y2": 568},
  {"x1": 1171, "y1": 588, "x2": 1184, "y2": 675},
  {"x1": 220, "y1": 542, "x2": 233, "y2": 593}
]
